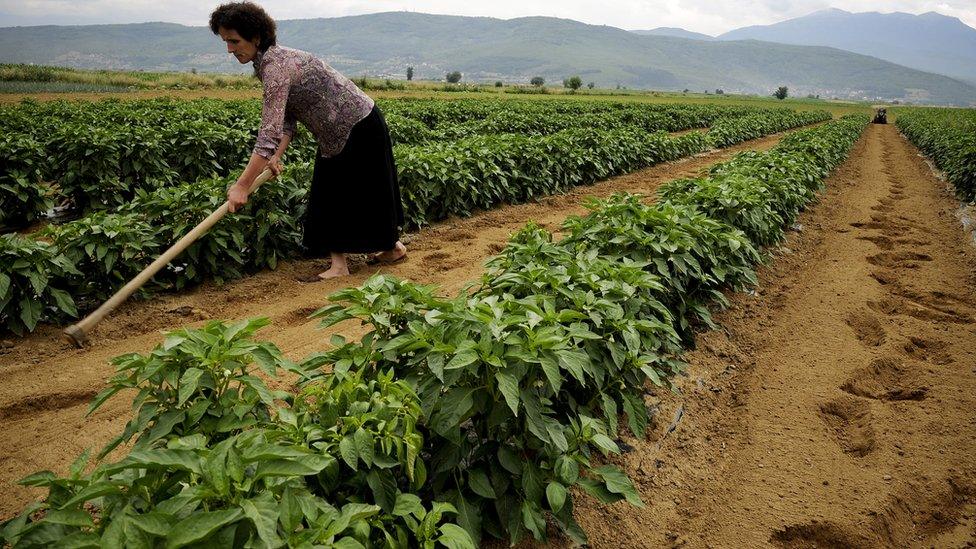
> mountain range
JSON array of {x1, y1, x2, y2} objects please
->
[
  {"x1": 716, "y1": 9, "x2": 976, "y2": 85},
  {"x1": 1, "y1": 10, "x2": 974, "y2": 105}
]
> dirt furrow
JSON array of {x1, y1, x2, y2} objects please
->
[
  {"x1": 564, "y1": 124, "x2": 976, "y2": 547},
  {"x1": 0, "y1": 131, "x2": 795, "y2": 519}
]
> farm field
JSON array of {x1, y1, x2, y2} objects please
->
[
  {"x1": 0, "y1": 92, "x2": 974, "y2": 547},
  {"x1": 0, "y1": 85, "x2": 875, "y2": 118},
  {"x1": 0, "y1": 97, "x2": 830, "y2": 334}
]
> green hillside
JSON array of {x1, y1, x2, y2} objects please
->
[{"x1": 1, "y1": 12, "x2": 974, "y2": 105}]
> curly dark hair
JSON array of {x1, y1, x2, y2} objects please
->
[{"x1": 209, "y1": 2, "x2": 277, "y2": 52}]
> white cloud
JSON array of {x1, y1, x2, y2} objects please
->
[{"x1": 1, "y1": 0, "x2": 974, "y2": 34}]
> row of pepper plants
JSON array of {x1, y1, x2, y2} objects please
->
[
  {"x1": 895, "y1": 107, "x2": 976, "y2": 203},
  {"x1": 0, "y1": 97, "x2": 816, "y2": 228},
  {"x1": 1, "y1": 115, "x2": 869, "y2": 547},
  {"x1": 0, "y1": 107, "x2": 829, "y2": 335}
]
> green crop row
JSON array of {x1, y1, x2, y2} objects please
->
[
  {"x1": 895, "y1": 108, "x2": 976, "y2": 202},
  {"x1": 1, "y1": 115, "x2": 868, "y2": 547},
  {"x1": 0, "y1": 166, "x2": 308, "y2": 335},
  {"x1": 0, "y1": 109, "x2": 827, "y2": 335},
  {"x1": 0, "y1": 97, "x2": 820, "y2": 230},
  {"x1": 1, "y1": 318, "x2": 476, "y2": 548},
  {"x1": 397, "y1": 109, "x2": 829, "y2": 226}
]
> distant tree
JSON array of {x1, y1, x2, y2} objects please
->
[
  {"x1": 683, "y1": 88, "x2": 689, "y2": 93},
  {"x1": 587, "y1": 82, "x2": 595, "y2": 89},
  {"x1": 495, "y1": 80, "x2": 503, "y2": 87},
  {"x1": 715, "y1": 88, "x2": 724, "y2": 95},
  {"x1": 563, "y1": 75, "x2": 582, "y2": 90},
  {"x1": 406, "y1": 66, "x2": 414, "y2": 81},
  {"x1": 773, "y1": 86, "x2": 788, "y2": 100},
  {"x1": 530, "y1": 76, "x2": 545, "y2": 87},
  {"x1": 446, "y1": 71, "x2": 462, "y2": 83}
]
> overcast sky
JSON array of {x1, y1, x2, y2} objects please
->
[{"x1": 1, "y1": 0, "x2": 974, "y2": 35}]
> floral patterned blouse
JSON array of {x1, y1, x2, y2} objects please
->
[{"x1": 252, "y1": 45, "x2": 374, "y2": 159}]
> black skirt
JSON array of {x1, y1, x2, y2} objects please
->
[{"x1": 302, "y1": 106, "x2": 405, "y2": 256}]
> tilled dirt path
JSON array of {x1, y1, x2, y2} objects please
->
[
  {"x1": 0, "y1": 132, "x2": 791, "y2": 519},
  {"x1": 568, "y1": 124, "x2": 976, "y2": 547}
]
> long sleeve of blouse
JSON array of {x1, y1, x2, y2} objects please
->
[
  {"x1": 253, "y1": 45, "x2": 374, "y2": 159},
  {"x1": 254, "y1": 50, "x2": 298, "y2": 159}
]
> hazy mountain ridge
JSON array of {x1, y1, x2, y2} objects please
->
[
  {"x1": 1, "y1": 11, "x2": 974, "y2": 105},
  {"x1": 630, "y1": 27, "x2": 715, "y2": 41},
  {"x1": 718, "y1": 9, "x2": 976, "y2": 84}
]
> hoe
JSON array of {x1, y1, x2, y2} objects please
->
[{"x1": 62, "y1": 168, "x2": 275, "y2": 348}]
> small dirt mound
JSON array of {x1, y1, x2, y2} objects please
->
[
  {"x1": 902, "y1": 336, "x2": 954, "y2": 365},
  {"x1": 841, "y1": 357, "x2": 928, "y2": 401},
  {"x1": 866, "y1": 251, "x2": 933, "y2": 268},
  {"x1": 856, "y1": 234, "x2": 894, "y2": 250},
  {"x1": 277, "y1": 305, "x2": 324, "y2": 327},
  {"x1": 845, "y1": 310, "x2": 886, "y2": 347},
  {"x1": 819, "y1": 396, "x2": 877, "y2": 457}
]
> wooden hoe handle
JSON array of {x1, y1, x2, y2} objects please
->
[{"x1": 63, "y1": 169, "x2": 275, "y2": 348}]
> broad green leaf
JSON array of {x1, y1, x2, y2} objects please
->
[
  {"x1": 446, "y1": 349, "x2": 478, "y2": 370},
  {"x1": 539, "y1": 356, "x2": 562, "y2": 392},
  {"x1": 591, "y1": 433, "x2": 620, "y2": 455},
  {"x1": 60, "y1": 481, "x2": 124, "y2": 509},
  {"x1": 521, "y1": 502, "x2": 546, "y2": 540},
  {"x1": 354, "y1": 428, "x2": 374, "y2": 468},
  {"x1": 623, "y1": 392, "x2": 649, "y2": 437},
  {"x1": 165, "y1": 508, "x2": 243, "y2": 548},
  {"x1": 366, "y1": 469, "x2": 397, "y2": 513},
  {"x1": 339, "y1": 435, "x2": 359, "y2": 470},
  {"x1": 593, "y1": 465, "x2": 645, "y2": 507},
  {"x1": 497, "y1": 446, "x2": 522, "y2": 475},
  {"x1": 240, "y1": 493, "x2": 284, "y2": 548},
  {"x1": 494, "y1": 371, "x2": 519, "y2": 416},
  {"x1": 556, "y1": 349, "x2": 588, "y2": 383},
  {"x1": 277, "y1": 487, "x2": 303, "y2": 534},
  {"x1": 546, "y1": 482, "x2": 567, "y2": 513},
  {"x1": 18, "y1": 296, "x2": 41, "y2": 332},
  {"x1": 437, "y1": 523, "x2": 475, "y2": 549},
  {"x1": 392, "y1": 493, "x2": 425, "y2": 518},
  {"x1": 577, "y1": 478, "x2": 624, "y2": 505},
  {"x1": 468, "y1": 468, "x2": 496, "y2": 499},
  {"x1": 177, "y1": 368, "x2": 204, "y2": 407},
  {"x1": 253, "y1": 455, "x2": 334, "y2": 481},
  {"x1": 127, "y1": 511, "x2": 175, "y2": 537},
  {"x1": 555, "y1": 456, "x2": 579, "y2": 485},
  {"x1": 42, "y1": 508, "x2": 94, "y2": 528},
  {"x1": 48, "y1": 288, "x2": 78, "y2": 317},
  {"x1": 145, "y1": 409, "x2": 186, "y2": 444},
  {"x1": 116, "y1": 448, "x2": 201, "y2": 475}
]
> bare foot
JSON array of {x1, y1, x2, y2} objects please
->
[
  {"x1": 317, "y1": 264, "x2": 350, "y2": 279},
  {"x1": 372, "y1": 241, "x2": 407, "y2": 264}
]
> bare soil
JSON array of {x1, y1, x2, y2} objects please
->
[
  {"x1": 1, "y1": 125, "x2": 974, "y2": 549},
  {"x1": 564, "y1": 124, "x2": 976, "y2": 548}
]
